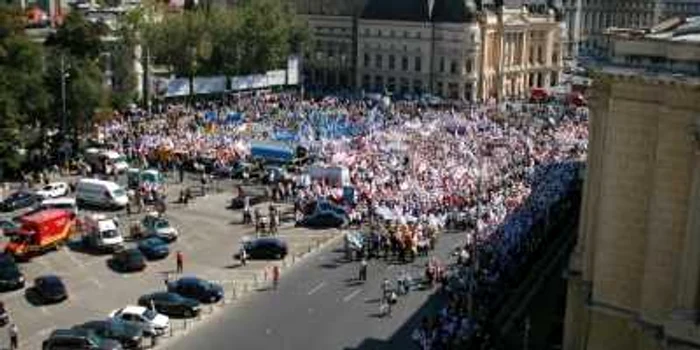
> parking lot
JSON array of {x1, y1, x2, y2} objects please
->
[{"x1": 0, "y1": 176, "x2": 341, "y2": 349}]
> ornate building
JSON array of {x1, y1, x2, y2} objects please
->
[
  {"x1": 564, "y1": 17, "x2": 700, "y2": 350},
  {"x1": 299, "y1": 0, "x2": 565, "y2": 101}
]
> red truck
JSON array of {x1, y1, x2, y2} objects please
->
[{"x1": 5, "y1": 209, "x2": 76, "y2": 261}]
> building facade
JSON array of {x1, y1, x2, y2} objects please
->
[
  {"x1": 579, "y1": 0, "x2": 700, "y2": 53},
  {"x1": 300, "y1": 0, "x2": 565, "y2": 101},
  {"x1": 564, "y1": 18, "x2": 700, "y2": 350}
]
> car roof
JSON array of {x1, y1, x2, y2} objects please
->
[
  {"x1": 252, "y1": 237, "x2": 286, "y2": 245},
  {"x1": 177, "y1": 276, "x2": 205, "y2": 284},
  {"x1": 51, "y1": 328, "x2": 90, "y2": 337},
  {"x1": 41, "y1": 197, "x2": 76, "y2": 206},
  {"x1": 120, "y1": 305, "x2": 147, "y2": 315},
  {"x1": 37, "y1": 275, "x2": 62, "y2": 283}
]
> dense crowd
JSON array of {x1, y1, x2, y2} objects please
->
[{"x1": 94, "y1": 92, "x2": 587, "y2": 349}]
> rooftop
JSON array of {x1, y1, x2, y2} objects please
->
[{"x1": 607, "y1": 16, "x2": 700, "y2": 43}]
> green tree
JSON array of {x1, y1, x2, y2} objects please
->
[
  {"x1": 0, "y1": 5, "x2": 48, "y2": 176},
  {"x1": 45, "y1": 11, "x2": 108, "y2": 140}
]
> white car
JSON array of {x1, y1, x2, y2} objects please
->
[
  {"x1": 109, "y1": 305, "x2": 170, "y2": 336},
  {"x1": 35, "y1": 182, "x2": 69, "y2": 199}
]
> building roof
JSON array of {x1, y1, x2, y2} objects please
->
[
  {"x1": 361, "y1": 0, "x2": 478, "y2": 22},
  {"x1": 361, "y1": 0, "x2": 433, "y2": 21},
  {"x1": 643, "y1": 16, "x2": 700, "y2": 42},
  {"x1": 432, "y1": 0, "x2": 477, "y2": 23}
]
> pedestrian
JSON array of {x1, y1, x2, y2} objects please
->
[
  {"x1": 359, "y1": 258, "x2": 368, "y2": 281},
  {"x1": 272, "y1": 265, "x2": 280, "y2": 290},
  {"x1": 178, "y1": 164, "x2": 184, "y2": 183},
  {"x1": 240, "y1": 246, "x2": 248, "y2": 266},
  {"x1": 176, "y1": 251, "x2": 184, "y2": 274},
  {"x1": 9, "y1": 323, "x2": 18, "y2": 350}
]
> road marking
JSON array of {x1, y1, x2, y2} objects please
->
[
  {"x1": 342, "y1": 289, "x2": 362, "y2": 303},
  {"x1": 307, "y1": 282, "x2": 326, "y2": 296},
  {"x1": 63, "y1": 249, "x2": 86, "y2": 269},
  {"x1": 90, "y1": 277, "x2": 103, "y2": 289}
]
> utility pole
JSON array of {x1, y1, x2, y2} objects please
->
[{"x1": 60, "y1": 54, "x2": 67, "y2": 135}]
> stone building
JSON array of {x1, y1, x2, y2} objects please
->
[
  {"x1": 563, "y1": 17, "x2": 700, "y2": 350},
  {"x1": 298, "y1": 0, "x2": 565, "y2": 101},
  {"x1": 579, "y1": 0, "x2": 700, "y2": 53}
]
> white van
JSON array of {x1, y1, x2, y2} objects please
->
[
  {"x1": 102, "y1": 150, "x2": 129, "y2": 174},
  {"x1": 82, "y1": 214, "x2": 124, "y2": 252},
  {"x1": 85, "y1": 148, "x2": 129, "y2": 175},
  {"x1": 40, "y1": 197, "x2": 79, "y2": 215},
  {"x1": 76, "y1": 179, "x2": 129, "y2": 209}
]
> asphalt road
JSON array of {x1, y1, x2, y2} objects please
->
[
  {"x1": 0, "y1": 174, "x2": 340, "y2": 350},
  {"x1": 163, "y1": 229, "x2": 467, "y2": 350}
]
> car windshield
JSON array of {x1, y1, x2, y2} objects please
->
[
  {"x1": 102, "y1": 229, "x2": 119, "y2": 239},
  {"x1": 143, "y1": 309, "x2": 157, "y2": 320},
  {"x1": 154, "y1": 220, "x2": 169, "y2": 229},
  {"x1": 42, "y1": 185, "x2": 53, "y2": 191},
  {"x1": 112, "y1": 189, "x2": 126, "y2": 197}
]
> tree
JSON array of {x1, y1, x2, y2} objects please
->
[
  {"x1": 0, "y1": 5, "x2": 48, "y2": 176},
  {"x1": 45, "y1": 11, "x2": 108, "y2": 141}
]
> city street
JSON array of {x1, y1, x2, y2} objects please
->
[
  {"x1": 0, "y1": 176, "x2": 340, "y2": 349},
  {"x1": 162, "y1": 226, "x2": 467, "y2": 350}
]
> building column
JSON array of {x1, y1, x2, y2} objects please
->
[{"x1": 675, "y1": 145, "x2": 700, "y2": 312}]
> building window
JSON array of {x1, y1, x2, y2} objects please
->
[
  {"x1": 439, "y1": 57, "x2": 445, "y2": 73},
  {"x1": 404, "y1": 31, "x2": 409, "y2": 38},
  {"x1": 464, "y1": 83, "x2": 473, "y2": 101},
  {"x1": 364, "y1": 53, "x2": 370, "y2": 68},
  {"x1": 537, "y1": 73, "x2": 543, "y2": 87},
  {"x1": 401, "y1": 56, "x2": 408, "y2": 71},
  {"x1": 436, "y1": 81, "x2": 444, "y2": 97},
  {"x1": 416, "y1": 32, "x2": 421, "y2": 39},
  {"x1": 374, "y1": 75, "x2": 384, "y2": 90},
  {"x1": 415, "y1": 56, "x2": 422, "y2": 72},
  {"x1": 550, "y1": 72, "x2": 558, "y2": 86},
  {"x1": 413, "y1": 79, "x2": 422, "y2": 94},
  {"x1": 400, "y1": 78, "x2": 409, "y2": 94},
  {"x1": 377, "y1": 29, "x2": 382, "y2": 36},
  {"x1": 529, "y1": 47, "x2": 534, "y2": 64},
  {"x1": 362, "y1": 75, "x2": 371, "y2": 90},
  {"x1": 375, "y1": 54, "x2": 383, "y2": 69},
  {"x1": 389, "y1": 55, "x2": 395, "y2": 70},
  {"x1": 537, "y1": 46, "x2": 543, "y2": 64},
  {"x1": 387, "y1": 77, "x2": 396, "y2": 92},
  {"x1": 448, "y1": 83, "x2": 459, "y2": 99},
  {"x1": 364, "y1": 28, "x2": 369, "y2": 36},
  {"x1": 465, "y1": 59, "x2": 473, "y2": 73},
  {"x1": 450, "y1": 60, "x2": 458, "y2": 74}
]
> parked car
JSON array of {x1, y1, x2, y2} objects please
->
[
  {"x1": 0, "y1": 218, "x2": 19, "y2": 236},
  {"x1": 0, "y1": 253, "x2": 24, "y2": 291},
  {"x1": 137, "y1": 237, "x2": 170, "y2": 260},
  {"x1": 141, "y1": 214, "x2": 178, "y2": 242},
  {"x1": 237, "y1": 237, "x2": 288, "y2": 260},
  {"x1": 74, "y1": 320, "x2": 144, "y2": 350},
  {"x1": 110, "y1": 249, "x2": 146, "y2": 273},
  {"x1": 137, "y1": 292, "x2": 200, "y2": 318},
  {"x1": 167, "y1": 277, "x2": 224, "y2": 304},
  {"x1": 0, "y1": 191, "x2": 40, "y2": 212},
  {"x1": 0, "y1": 301, "x2": 9, "y2": 326},
  {"x1": 42, "y1": 328, "x2": 123, "y2": 350},
  {"x1": 35, "y1": 182, "x2": 69, "y2": 199},
  {"x1": 109, "y1": 306, "x2": 170, "y2": 337},
  {"x1": 31, "y1": 275, "x2": 68, "y2": 304}
]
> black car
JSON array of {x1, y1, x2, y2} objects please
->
[
  {"x1": 110, "y1": 249, "x2": 146, "y2": 273},
  {"x1": 240, "y1": 238, "x2": 288, "y2": 260},
  {"x1": 137, "y1": 291, "x2": 201, "y2": 318},
  {"x1": 167, "y1": 277, "x2": 224, "y2": 304},
  {"x1": 42, "y1": 328, "x2": 123, "y2": 350},
  {"x1": 0, "y1": 191, "x2": 40, "y2": 212},
  {"x1": 31, "y1": 275, "x2": 68, "y2": 304},
  {"x1": 74, "y1": 320, "x2": 144, "y2": 350},
  {"x1": 0, "y1": 253, "x2": 24, "y2": 291},
  {"x1": 137, "y1": 237, "x2": 170, "y2": 260}
]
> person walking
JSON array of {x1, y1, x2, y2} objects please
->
[
  {"x1": 9, "y1": 323, "x2": 18, "y2": 350},
  {"x1": 239, "y1": 246, "x2": 248, "y2": 267},
  {"x1": 176, "y1": 251, "x2": 184, "y2": 274},
  {"x1": 272, "y1": 265, "x2": 280, "y2": 290},
  {"x1": 358, "y1": 258, "x2": 368, "y2": 281}
]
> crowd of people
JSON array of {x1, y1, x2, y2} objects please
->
[{"x1": 93, "y1": 91, "x2": 587, "y2": 349}]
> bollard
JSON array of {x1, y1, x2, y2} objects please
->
[
  {"x1": 308, "y1": 244, "x2": 312, "y2": 253},
  {"x1": 169, "y1": 325, "x2": 173, "y2": 337},
  {"x1": 184, "y1": 319, "x2": 188, "y2": 330}
]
